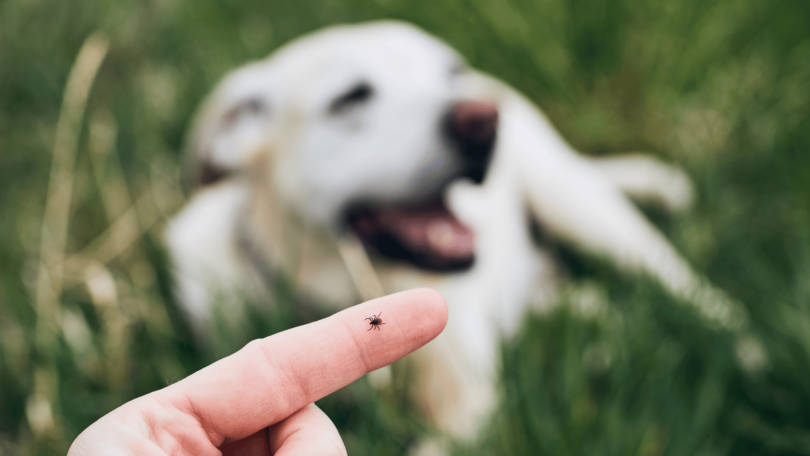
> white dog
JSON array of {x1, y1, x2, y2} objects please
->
[{"x1": 166, "y1": 21, "x2": 744, "y2": 443}]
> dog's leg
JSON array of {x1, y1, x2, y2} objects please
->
[
  {"x1": 406, "y1": 163, "x2": 555, "y2": 444},
  {"x1": 589, "y1": 154, "x2": 694, "y2": 214},
  {"x1": 497, "y1": 91, "x2": 747, "y2": 331},
  {"x1": 412, "y1": 311, "x2": 498, "y2": 441}
]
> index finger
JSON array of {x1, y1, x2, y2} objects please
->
[{"x1": 162, "y1": 288, "x2": 447, "y2": 445}]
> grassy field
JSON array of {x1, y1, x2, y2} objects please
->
[{"x1": 2, "y1": 0, "x2": 810, "y2": 454}]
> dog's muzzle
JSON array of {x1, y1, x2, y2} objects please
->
[{"x1": 345, "y1": 100, "x2": 499, "y2": 272}]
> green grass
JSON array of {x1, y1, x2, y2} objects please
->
[{"x1": 2, "y1": 0, "x2": 810, "y2": 454}]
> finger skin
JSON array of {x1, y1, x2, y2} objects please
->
[
  {"x1": 68, "y1": 412, "x2": 168, "y2": 456},
  {"x1": 79, "y1": 288, "x2": 446, "y2": 454},
  {"x1": 269, "y1": 404, "x2": 347, "y2": 456},
  {"x1": 205, "y1": 405, "x2": 348, "y2": 456}
]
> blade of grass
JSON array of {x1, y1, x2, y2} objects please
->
[{"x1": 29, "y1": 32, "x2": 108, "y2": 438}]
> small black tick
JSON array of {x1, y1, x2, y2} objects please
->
[{"x1": 366, "y1": 312, "x2": 386, "y2": 331}]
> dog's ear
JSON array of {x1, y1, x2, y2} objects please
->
[{"x1": 184, "y1": 63, "x2": 272, "y2": 187}]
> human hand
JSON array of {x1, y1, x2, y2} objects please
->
[{"x1": 67, "y1": 288, "x2": 448, "y2": 456}]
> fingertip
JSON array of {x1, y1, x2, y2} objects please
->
[{"x1": 408, "y1": 287, "x2": 449, "y2": 338}]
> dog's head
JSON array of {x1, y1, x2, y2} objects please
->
[{"x1": 188, "y1": 21, "x2": 498, "y2": 271}]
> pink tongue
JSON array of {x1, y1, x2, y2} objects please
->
[
  {"x1": 372, "y1": 205, "x2": 475, "y2": 261},
  {"x1": 396, "y1": 210, "x2": 474, "y2": 259}
]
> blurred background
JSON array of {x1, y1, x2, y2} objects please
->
[{"x1": 2, "y1": 0, "x2": 810, "y2": 454}]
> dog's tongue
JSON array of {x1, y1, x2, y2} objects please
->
[
  {"x1": 349, "y1": 201, "x2": 475, "y2": 267},
  {"x1": 386, "y1": 206, "x2": 474, "y2": 259}
]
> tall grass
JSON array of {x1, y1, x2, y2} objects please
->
[{"x1": 1, "y1": 0, "x2": 810, "y2": 454}]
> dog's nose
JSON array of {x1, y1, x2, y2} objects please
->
[
  {"x1": 447, "y1": 101, "x2": 498, "y2": 183},
  {"x1": 449, "y1": 100, "x2": 499, "y2": 145}
]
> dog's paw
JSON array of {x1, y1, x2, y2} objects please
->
[{"x1": 591, "y1": 154, "x2": 695, "y2": 213}]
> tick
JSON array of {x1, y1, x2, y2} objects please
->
[{"x1": 366, "y1": 312, "x2": 386, "y2": 331}]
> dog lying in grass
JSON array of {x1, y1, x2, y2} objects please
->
[{"x1": 166, "y1": 20, "x2": 746, "y2": 445}]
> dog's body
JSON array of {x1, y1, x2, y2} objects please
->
[{"x1": 166, "y1": 21, "x2": 741, "y2": 442}]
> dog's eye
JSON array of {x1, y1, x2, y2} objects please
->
[{"x1": 329, "y1": 83, "x2": 374, "y2": 114}]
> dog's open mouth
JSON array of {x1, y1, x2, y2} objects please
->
[
  {"x1": 344, "y1": 100, "x2": 499, "y2": 272},
  {"x1": 346, "y1": 198, "x2": 475, "y2": 271}
]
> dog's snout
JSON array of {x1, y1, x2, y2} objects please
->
[{"x1": 450, "y1": 101, "x2": 498, "y2": 145}]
